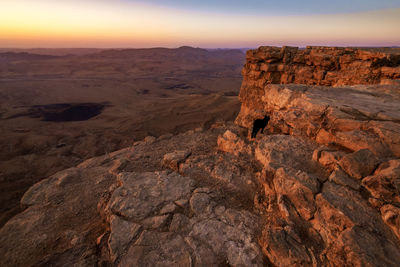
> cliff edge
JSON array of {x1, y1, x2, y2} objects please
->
[
  {"x1": 242, "y1": 46, "x2": 400, "y2": 86},
  {"x1": 1, "y1": 47, "x2": 400, "y2": 266}
]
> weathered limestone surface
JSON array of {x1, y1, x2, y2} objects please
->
[
  {"x1": 236, "y1": 83, "x2": 400, "y2": 158},
  {"x1": 1, "y1": 47, "x2": 400, "y2": 266},
  {"x1": 0, "y1": 124, "x2": 267, "y2": 266},
  {"x1": 228, "y1": 46, "x2": 400, "y2": 266},
  {"x1": 218, "y1": 128, "x2": 400, "y2": 266},
  {"x1": 108, "y1": 172, "x2": 264, "y2": 266}
]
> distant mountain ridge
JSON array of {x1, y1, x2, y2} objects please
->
[
  {"x1": 0, "y1": 52, "x2": 59, "y2": 62},
  {"x1": 0, "y1": 46, "x2": 245, "y2": 57},
  {"x1": 0, "y1": 48, "x2": 104, "y2": 56}
]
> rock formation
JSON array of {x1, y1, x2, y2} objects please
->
[
  {"x1": 230, "y1": 83, "x2": 400, "y2": 266},
  {"x1": 0, "y1": 125, "x2": 267, "y2": 266},
  {"x1": 242, "y1": 46, "x2": 400, "y2": 87},
  {"x1": 1, "y1": 47, "x2": 400, "y2": 266}
]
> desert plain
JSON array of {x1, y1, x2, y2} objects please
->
[{"x1": 0, "y1": 47, "x2": 245, "y2": 226}]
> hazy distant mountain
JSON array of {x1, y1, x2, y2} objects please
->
[
  {"x1": 0, "y1": 48, "x2": 104, "y2": 56},
  {"x1": 0, "y1": 52, "x2": 58, "y2": 62}
]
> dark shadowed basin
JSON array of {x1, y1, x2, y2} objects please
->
[{"x1": 8, "y1": 102, "x2": 110, "y2": 122}]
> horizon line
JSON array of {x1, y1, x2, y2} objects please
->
[{"x1": 2, "y1": 45, "x2": 400, "y2": 50}]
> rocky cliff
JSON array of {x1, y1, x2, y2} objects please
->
[
  {"x1": 242, "y1": 46, "x2": 400, "y2": 87},
  {"x1": 1, "y1": 47, "x2": 400, "y2": 266},
  {"x1": 228, "y1": 83, "x2": 400, "y2": 266}
]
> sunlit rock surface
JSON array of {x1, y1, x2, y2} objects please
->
[{"x1": 1, "y1": 47, "x2": 400, "y2": 266}]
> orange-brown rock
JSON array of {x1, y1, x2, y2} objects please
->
[
  {"x1": 231, "y1": 46, "x2": 400, "y2": 266},
  {"x1": 236, "y1": 83, "x2": 400, "y2": 158},
  {"x1": 242, "y1": 46, "x2": 400, "y2": 87}
]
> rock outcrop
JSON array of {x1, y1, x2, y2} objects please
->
[
  {"x1": 236, "y1": 83, "x2": 400, "y2": 158},
  {"x1": 219, "y1": 126, "x2": 400, "y2": 266},
  {"x1": 1, "y1": 47, "x2": 400, "y2": 266},
  {"x1": 0, "y1": 125, "x2": 267, "y2": 266},
  {"x1": 229, "y1": 46, "x2": 400, "y2": 266},
  {"x1": 242, "y1": 46, "x2": 400, "y2": 87}
]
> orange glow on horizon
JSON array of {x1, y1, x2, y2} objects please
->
[{"x1": 0, "y1": 0, "x2": 399, "y2": 48}]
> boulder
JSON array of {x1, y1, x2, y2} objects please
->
[
  {"x1": 338, "y1": 149, "x2": 380, "y2": 179},
  {"x1": 162, "y1": 150, "x2": 191, "y2": 172},
  {"x1": 362, "y1": 159, "x2": 400, "y2": 204}
]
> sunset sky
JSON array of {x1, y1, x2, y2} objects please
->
[{"x1": 1, "y1": 0, "x2": 399, "y2": 48}]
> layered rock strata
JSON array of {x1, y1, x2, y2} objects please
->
[
  {"x1": 242, "y1": 46, "x2": 400, "y2": 87},
  {"x1": 229, "y1": 46, "x2": 400, "y2": 266}
]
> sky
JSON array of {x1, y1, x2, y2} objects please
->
[{"x1": 0, "y1": 0, "x2": 399, "y2": 48}]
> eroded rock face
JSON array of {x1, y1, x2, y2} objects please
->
[
  {"x1": 236, "y1": 83, "x2": 400, "y2": 158},
  {"x1": 161, "y1": 150, "x2": 191, "y2": 172},
  {"x1": 215, "y1": 123, "x2": 400, "y2": 266},
  {"x1": 231, "y1": 47, "x2": 400, "y2": 266},
  {"x1": 242, "y1": 46, "x2": 400, "y2": 87}
]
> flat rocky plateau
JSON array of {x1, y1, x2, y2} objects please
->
[{"x1": 1, "y1": 46, "x2": 400, "y2": 266}]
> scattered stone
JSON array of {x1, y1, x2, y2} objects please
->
[
  {"x1": 214, "y1": 205, "x2": 226, "y2": 216},
  {"x1": 193, "y1": 187, "x2": 212, "y2": 194},
  {"x1": 339, "y1": 149, "x2": 380, "y2": 179},
  {"x1": 143, "y1": 136, "x2": 156, "y2": 144},
  {"x1": 158, "y1": 133, "x2": 173, "y2": 140},
  {"x1": 217, "y1": 129, "x2": 250, "y2": 156},
  {"x1": 328, "y1": 168, "x2": 360, "y2": 191},
  {"x1": 160, "y1": 203, "x2": 178, "y2": 214},
  {"x1": 162, "y1": 150, "x2": 191, "y2": 172},
  {"x1": 274, "y1": 167, "x2": 318, "y2": 220},
  {"x1": 319, "y1": 150, "x2": 345, "y2": 169},
  {"x1": 190, "y1": 192, "x2": 215, "y2": 217},
  {"x1": 262, "y1": 227, "x2": 312, "y2": 267},
  {"x1": 185, "y1": 129, "x2": 195, "y2": 135},
  {"x1": 362, "y1": 159, "x2": 400, "y2": 203},
  {"x1": 141, "y1": 214, "x2": 170, "y2": 229},
  {"x1": 174, "y1": 198, "x2": 189, "y2": 208},
  {"x1": 380, "y1": 204, "x2": 400, "y2": 240}
]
